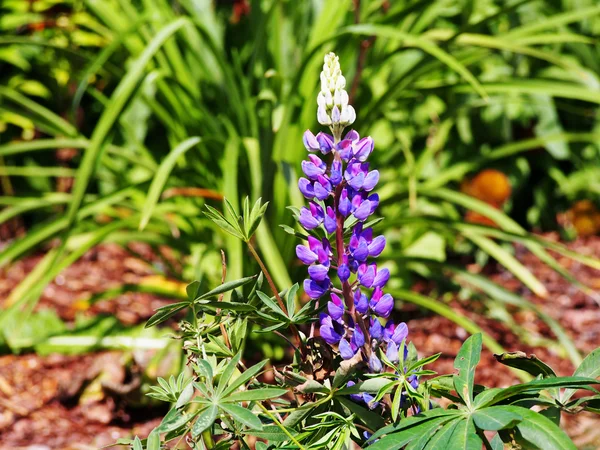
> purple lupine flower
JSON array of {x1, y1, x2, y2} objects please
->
[
  {"x1": 347, "y1": 381, "x2": 363, "y2": 403},
  {"x1": 303, "y1": 130, "x2": 320, "y2": 152},
  {"x1": 354, "y1": 289, "x2": 369, "y2": 314},
  {"x1": 352, "y1": 326, "x2": 365, "y2": 347},
  {"x1": 302, "y1": 155, "x2": 327, "y2": 180},
  {"x1": 324, "y1": 206, "x2": 337, "y2": 233},
  {"x1": 370, "y1": 288, "x2": 394, "y2": 318},
  {"x1": 316, "y1": 132, "x2": 334, "y2": 153},
  {"x1": 339, "y1": 339, "x2": 355, "y2": 360},
  {"x1": 304, "y1": 277, "x2": 330, "y2": 299},
  {"x1": 384, "y1": 321, "x2": 408, "y2": 345},
  {"x1": 369, "y1": 353, "x2": 383, "y2": 373},
  {"x1": 369, "y1": 318, "x2": 383, "y2": 340},
  {"x1": 319, "y1": 313, "x2": 343, "y2": 344},
  {"x1": 297, "y1": 53, "x2": 414, "y2": 406},
  {"x1": 328, "y1": 293, "x2": 344, "y2": 320},
  {"x1": 386, "y1": 342, "x2": 399, "y2": 363}
]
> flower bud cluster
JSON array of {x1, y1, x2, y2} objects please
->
[
  {"x1": 317, "y1": 52, "x2": 356, "y2": 128},
  {"x1": 295, "y1": 54, "x2": 414, "y2": 408}
]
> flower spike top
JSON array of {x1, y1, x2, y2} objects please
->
[
  {"x1": 317, "y1": 52, "x2": 356, "y2": 133},
  {"x1": 296, "y1": 52, "x2": 413, "y2": 401}
]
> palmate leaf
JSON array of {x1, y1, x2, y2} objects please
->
[
  {"x1": 337, "y1": 396, "x2": 386, "y2": 431},
  {"x1": 368, "y1": 408, "x2": 460, "y2": 443},
  {"x1": 221, "y1": 359, "x2": 268, "y2": 397},
  {"x1": 204, "y1": 204, "x2": 246, "y2": 240}
]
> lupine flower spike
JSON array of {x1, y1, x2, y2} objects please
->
[{"x1": 296, "y1": 53, "x2": 415, "y2": 408}]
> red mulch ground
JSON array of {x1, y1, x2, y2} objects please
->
[{"x1": 0, "y1": 236, "x2": 599, "y2": 449}]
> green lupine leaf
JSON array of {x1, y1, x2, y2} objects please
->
[
  {"x1": 481, "y1": 377, "x2": 599, "y2": 407},
  {"x1": 146, "y1": 429, "x2": 160, "y2": 450},
  {"x1": 472, "y1": 406, "x2": 523, "y2": 430},
  {"x1": 216, "y1": 352, "x2": 242, "y2": 396},
  {"x1": 133, "y1": 436, "x2": 143, "y2": 450},
  {"x1": 220, "y1": 403, "x2": 263, "y2": 430},
  {"x1": 493, "y1": 351, "x2": 557, "y2": 378},
  {"x1": 453, "y1": 333, "x2": 482, "y2": 407},
  {"x1": 501, "y1": 406, "x2": 577, "y2": 450},
  {"x1": 368, "y1": 408, "x2": 460, "y2": 442},
  {"x1": 145, "y1": 302, "x2": 189, "y2": 328},
  {"x1": 444, "y1": 418, "x2": 482, "y2": 450},
  {"x1": 369, "y1": 416, "x2": 458, "y2": 450},
  {"x1": 225, "y1": 388, "x2": 288, "y2": 403},
  {"x1": 563, "y1": 348, "x2": 600, "y2": 403},
  {"x1": 205, "y1": 205, "x2": 245, "y2": 240},
  {"x1": 195, "y1": 276, "x2": 256, "y2": 301},
  {"x1": 221, "y1": 359, "x2": 268, "y2": 398},
  {"x1": 192, "y1": 405, "x2": 218, "y2": 438},
  {"x1": 155, "y1": 407, "x2": 195, "y2": 433}
]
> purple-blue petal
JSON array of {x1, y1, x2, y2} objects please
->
[
  {"x1": 386, "y1": 342, "x2": 399, "y2": 363},
  {"x1": 373, "y1": 293, "x2": 394, "y2": 317},
  {"x1": 370, "y1": 318, "x2": 383, "y2": 340},
  {"x1": 339, "y1": 339, "x2": 355, "y2": 360},
  {"x1": 369, "y1": 353, "x2": 383, "y2": 373},
  {"x1": 304, "y1": 278, "x2": 329, "y2": 299},
  {"x1": 324, "y1": 207, "x2": 337, "y2": 233},
  {"x1": 368, "y1": 236, "x2": 386, "y2": 257},
  {"x1": 337, "y1": 264, "x2": 351, "y2": 282},
  {"x1": 391, "y1": 322, "x2": 408, "y2": 345},
  {"x1": 298, "y1": 178, "x2": 315, "y2": 199},
  {"x1": 354, "y1": 290, "x2": 369, "y2": 314},
  {"x1": 316, "y1": 132, "x2": 334, "y2": 154},
  {"x1": 352, "y1": 326, "x2": 365, "y2": 347},
  {"x1": 296, "y1": 245, "x2": 318, "y2": 265},
  {"x1": 303, "y1": 130, "x2": 320, "y2": 151},
  {"x1": 372, "y1": 268, "x2": 390, "y2": 288},
  {"x1": 298, "y1": 208, "x2": 320, "y2": 230},
  {"x1": 363, "y1": 170, "x2": 380, "y2": 191},
  {"x1": 308, "y1": 264, "x2": 329, "y2": 282},
  {"x1": 353, "y1": 200, "x2": 372, "y2": 221}
]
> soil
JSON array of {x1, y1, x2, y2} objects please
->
[{"x1": 0, "y1": 236, "x2": 599, "y2": 449}]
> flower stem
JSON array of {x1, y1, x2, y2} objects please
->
[{"x1": 247, "y1": 241, "x2": 303, "y2": 350}]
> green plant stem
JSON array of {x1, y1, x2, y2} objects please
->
[
  {"x1": 201, "y1": 430, "x2": 214, "y2": 449},
  {"x1": 258, "y1": 403, "x2": 307, "y2": 450},
  {"x1": 246, "y1": 241, "x2": 303, "y2": 349}
]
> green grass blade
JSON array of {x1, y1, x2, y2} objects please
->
[
  {"x1": 64, "y1": 18, "x2": 187, "y2": 233},
  {"x1": 139, "y1": 136, "x2": 200, "y2": 230},
  {"x1": 0, "y1": 86, "x2": 78, "y2": 137}
]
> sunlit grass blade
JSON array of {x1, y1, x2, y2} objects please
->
[
  {"x1": 64, "y1": 18, "x2": 188, "y2": 233},
  {"x1": 139, "y1": 136, "x2": 201, "y2": 231},
  {"x1": 0, "y1": 87, "x2": 78, "y2": 137}
]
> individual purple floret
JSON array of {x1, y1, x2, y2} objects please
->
[{"x1": 295, "y1": 52, "x2": 413, "y2": 403}]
